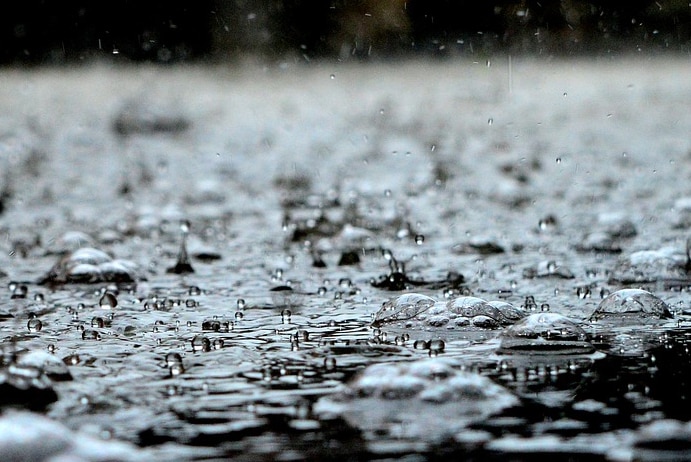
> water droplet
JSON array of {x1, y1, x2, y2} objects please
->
[
  {"x1": 281, "y1": 309, "x2": 292, "y2": 323},
  {"x1": 324, "y1": 357, "x2": 336, "y2": 370},
  {"x1": 556, "y1": 157, "x2": 562, "y2": 164},
  {"x1": 415, "y1": 234, "x2": 425, "y2": 245},
  {"x1": 330, "y1": 74, "x2": 335, "y2": 80},
  {"x1": 188, "y1": 286, "x2": 202, "y2": 296},
  {"x1": 82, "y1": 329, "x2": 101, "y2": 341},
  {"x1": 180, "y1": 219, "x2": 191, "y2": 234},
  {"x1": 212, "y1": 339, "x2": 224, "y2": 350},
  {"x1": 237, "y1": 299, "x2": 246, "y2": 309},
  {"x1": 33, "y1": 293, "x2": 45, "y2": 302},
  {"x1": 317, "y1": 287, "x2": 327, "y2": 296},
  {"x1": 91, "y1": 317, "x2": 105, "y2": 328},
  {"x1": 235, "y1": 311, "x2": 244, "y2": 320},
  {"x1": 191, "y1": 335, "x2": 211, "y2": 352},
  {"x1": 487, "y1": 118, "x2": 493, "y2": 125},
  {"x1": 27, "y1": 318, "x2": 42, "y2": 332},
  {"x1": 413, "y1": 340, "x2": 429, "y2": 350},
  {"x1": 99, "y1": 292, "x2": 118, "y2": 309}
]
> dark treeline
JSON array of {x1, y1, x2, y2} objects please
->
[{"x1": 2, "y1": 0, "x2": 690, "y2": 64}]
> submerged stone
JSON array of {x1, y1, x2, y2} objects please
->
[
  {"x1": 314, "y1": 359, "x2": 519, "y2": 440},
  {"x1": 497, "y1": 313, "x2": 595, "y2": 355},
  {"x1": 590, "y1": 289, "x2": 673, "y2": 322},
  {"x1": 38, "y1": 247, "x2": 138, "y2": 284}
]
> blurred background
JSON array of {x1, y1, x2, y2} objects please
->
[{"x1": 2, "y1": 0, "x2": 690, "y2": 64}]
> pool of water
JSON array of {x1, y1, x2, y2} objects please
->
[{"x1": 0, "y1": 59, "x2": 690, "y2": 461}]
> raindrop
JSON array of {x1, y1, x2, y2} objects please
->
[
  {"x1": 235, "y1": 311, "x2": 244, "y2": 320},
  {"x1": 556, "y1": 157, "x2": 562, "y2": 164},
  {"x1": 330, "y1": 74, "x2": 335, "y2": 79},
  {"x1": 33, "y1": 293, "x2": 45, "y2": 302},
  {"x1": 212, "y1": 339, "x2": 224, "y2": 350},
  {"x1": 191, "y1": 335, "x2": 211, "y2": 352},
  {"x1": 281, "y1": 309, "x2": 292, "y2": 323},
  {"x1": 27, "y1": 318, "x2": 42, "y2": 332},
  {"x1": 324, "y1": 357, "x2": 336, "y2": 370},
  {"x1": 188, "y1": 286, "x2": 202, "y2": 296},
  {"x1": 91, "y1": 317, "x2": 105, "y2": 328},
  {"x1": 488, "y1": 118, "x2": 494, "y2": 125},
  {"x1": 237, "y1": 299, "x2": 246, "y2": 309},
  {"x1": 99, "y1": 292, "x2": 118, "y2": 309},
  {"x1": 169, "y1": 364, "x2": 184, "y2": 377},
  {"x1": 415, "y1": 234, "x2": 425, "y2": 245},
  {"x1": 317, "y1": 286, "x2": 327, "y2": 296},
  {"x1": 165, "y1": 352, "x2": 183, "y2": 368}
]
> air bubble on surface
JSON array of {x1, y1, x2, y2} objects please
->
[
  {"x1": 590, "y1": 289, "x2": 673, "y2": 322},
  {"x1": 314, "y1": 359, "x2": 519, "y2": 441},
  {"x1": 497, "y1": 313, "x2": 595, "y2": 355},
  {"x1": 39, "y1": 247, "x2": 138, "y2": 284}
]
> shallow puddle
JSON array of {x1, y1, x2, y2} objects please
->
[{"x1": 0, "y1": 59, "x2": 690, "y2": 461}]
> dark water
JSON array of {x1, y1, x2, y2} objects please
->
[{"x1": 0, "y1": 60, "x2": 690, "y2": 461}]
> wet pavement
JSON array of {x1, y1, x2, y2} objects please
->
[{"x1": 0, "y1": 58, "x2": 690, "y2": 461}]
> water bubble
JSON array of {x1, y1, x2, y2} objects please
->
[
  {"x1": 590, "y1": 289, "x2": 673, "y2": 322},
  {"x1": 497, "y1": 313, "x2": 594, "y2": 355},
  {"x1": 371, "y1": 293, "x2": 436, "y2": 328},
  {"x1": 82, "y1": 330, "x2": 101, "y2": 341},
  {"x1": 429, "y1": 339, "x2": 445, "y2": 352},
  {"x1": 91, "y1": 317, "x2": 105, "y2": 328},
  {"x1": 538, "y1": 215, "x2": 558, "y2": 231},
  {"x1": 27, "y1": 318, "x2": 42, "y2": 332},
  {"x1": 191, "y1": 335, "x2": 211, "y2": 352},
  {"x1": 99, "y1": 292, "x2": 118, "y2": 309},
  {"x1": 414, "y1": 340, "x2": 430, "y2": 350},
  {"x1": 39, "y1": 247, "x2": 138, "y2": 284}
]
